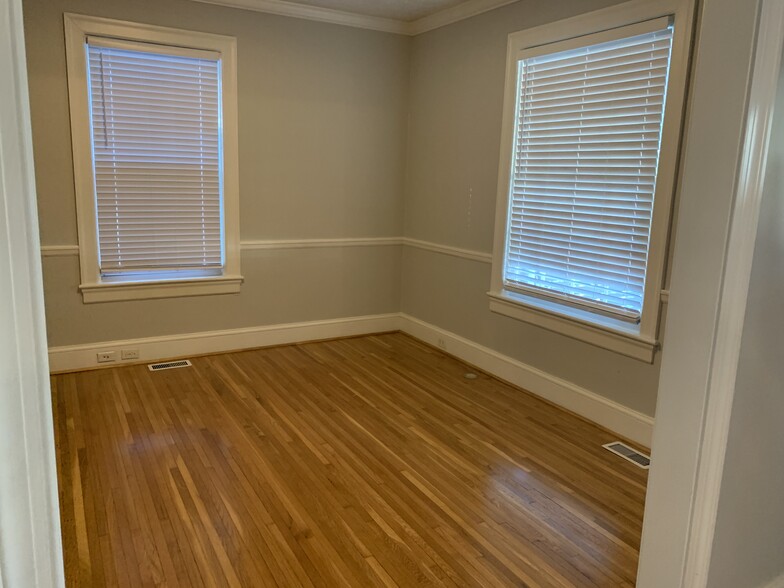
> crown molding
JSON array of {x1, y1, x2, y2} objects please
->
[
  {"x1": 408, "y1": 0, "x2": 519, "y2": 35},
  {"x1": 189, "y1": 0, "x2": 519, "y2": 35},
  {"x1": 190, "y1": 0, "x2": 408, "y2": 34}
]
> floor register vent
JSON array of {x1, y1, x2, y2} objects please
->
[
  {"x1": 148, "y1": 359, "x2": 192, "y2": 372},
  {"x1": 602, "y1": 441, "x2": 651, "y2": 469}
]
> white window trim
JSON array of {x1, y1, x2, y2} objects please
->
[
  {"x1": 64, "y1": 14, "x2": 242, "y2": 303},
  {"x1": 488, "y1": 0, "x2": 695, "y2": 363}
]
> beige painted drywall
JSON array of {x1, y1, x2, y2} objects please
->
[
  {"x1": 401, "y1": 0, "x2": 664, "y2": 416},
  {"x1": 402, "y1": 247, "x2": 665, "y2": 414},
  {"x1": 403, "y1": 0, "x2": 628, "y2": 252},
  {"x1": 27, "y1": 0, "x2": 671, "y2": 418},
  {"x1": 23, "y1": 0, "x2": 410, "y2": 346},
  {"x1": 706, "y1": 37, "x2": 784, "y2": 588},
  {"x1": 42, "y1": 247, "x2": 401, "y2": 346}
]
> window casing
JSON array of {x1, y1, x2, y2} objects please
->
[
  {"x1": 489, "y1": 0, "x2": 694, "y2": 362},
  {"x1": 65, "y1": 15, "x2": 241, "y2": 303}
]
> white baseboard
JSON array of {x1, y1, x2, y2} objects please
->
[
  {"x1": 48, "y1": 311, "x2": 654, "y2": 446},
  {"x1": 48, "y1": 313, "x2": 399, "y2": 373},
  {"x1": 398, "y1": 313, "x2": 654, "y2": 447}
]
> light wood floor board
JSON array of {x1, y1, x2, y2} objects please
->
[{"x1": 52, "y1": 332, "x2": 648, "y2": 587}]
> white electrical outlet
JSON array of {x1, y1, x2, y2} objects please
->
[
  {"x1": 121, "y1": 349, "x2": 140, "y2": 360},
  {"x1": 96, "y1": 351, "x2": 117, "y2": 363}
]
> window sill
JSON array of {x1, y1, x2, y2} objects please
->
[
  {"x1": 79, "y1": 275, "x2": 243, "y2": 303},
  {"x1": 487, "y1": 290, "x2": 657, "y2": 362}
]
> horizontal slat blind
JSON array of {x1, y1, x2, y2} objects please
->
[
  {"x1": 505, "y1": 25, "x2": 673, "y2": 321},
  {"x1": 87, "y1": 40, "x2": 223, "y2": 274}
]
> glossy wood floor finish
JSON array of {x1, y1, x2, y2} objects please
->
[{"x1": 53, "y1": 333, "x2": 648, "y2": 587}]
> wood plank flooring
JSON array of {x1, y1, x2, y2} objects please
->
[{"x1": 52, "y1": 332, "x2": 648, "y2": 587}]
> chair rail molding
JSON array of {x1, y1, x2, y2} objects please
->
[{"x1": 40, "y1": 236, "x2": 494, "y2": 263}]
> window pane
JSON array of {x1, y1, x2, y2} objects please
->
[
  {"x1": 504, "y1": 26, "x2": 674, "y2": 321},
  {"x1": 87, "y1": 43, "x2": 224, "y2": 275}
]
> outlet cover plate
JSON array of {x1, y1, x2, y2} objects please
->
[
  {"x1": 97, "y1": 351, "x2": 117, "y2": 363},
  {"x1": 121, "y1": 349, "x2": 140, "y2": 360}
]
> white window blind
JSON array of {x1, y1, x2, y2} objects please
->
[
  {"x1": 504, "y1": 21, "x2": 674, "y2": 322},
  {"x1": 86, "y1": 38, "x2": 224, "y2": 277}
]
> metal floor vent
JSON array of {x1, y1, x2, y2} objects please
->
[
  {"x1": 148, "y1": 359, "x2": 192, "y2": 372},
  {"x1": 603, "y1": 441, "x2": 651, "y2": 469}
]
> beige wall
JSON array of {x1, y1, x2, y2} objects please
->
[
  {"x1": 23, "y1": 0, "x2": 409, "y2": 347},
  {"x1": 27, "y1": 0, "x2": 671, "y2": 417},
  {"x1": 42, "y1": 248, "x2": 401, "y2": 346},
  {"x1": 401, "y1": 0, "x2": 666, "y2": 416}
]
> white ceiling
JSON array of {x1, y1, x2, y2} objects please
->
[{"x1": 279, "y1": 0, "x2": 468, "y2": 22}]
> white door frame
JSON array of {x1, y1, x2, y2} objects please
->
[
  {"x1": 638, "y1": 0, "x2": 784, "y2": 586},
  {"x1": 681, "y1": 0, "x2": 784, "y2": 582},
  {"x1": 0, "y1": 0, "x2": 64, "y2": 585}
]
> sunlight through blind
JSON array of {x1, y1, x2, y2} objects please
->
[
  {"x1": 504, "y1": 23, "x2": 674, "y2": 321},
  {"x1": 87, "y1": 39, "x2": 223, "y2": 277}
]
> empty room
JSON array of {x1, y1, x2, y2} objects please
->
[{"x1": 2, "y1": 0, "x2": 784, "y2": 586}]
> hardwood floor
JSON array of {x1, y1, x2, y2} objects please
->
[{"x1": 52, "y1": 332, "x2": 648, "y2": 587}]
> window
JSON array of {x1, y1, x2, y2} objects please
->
[
  {"x1": 490, "y1": 1, "x2": 693, "y2": 362},
  {"x1": 65, "y1": 15, "x2": 241, "y2": 302}
]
